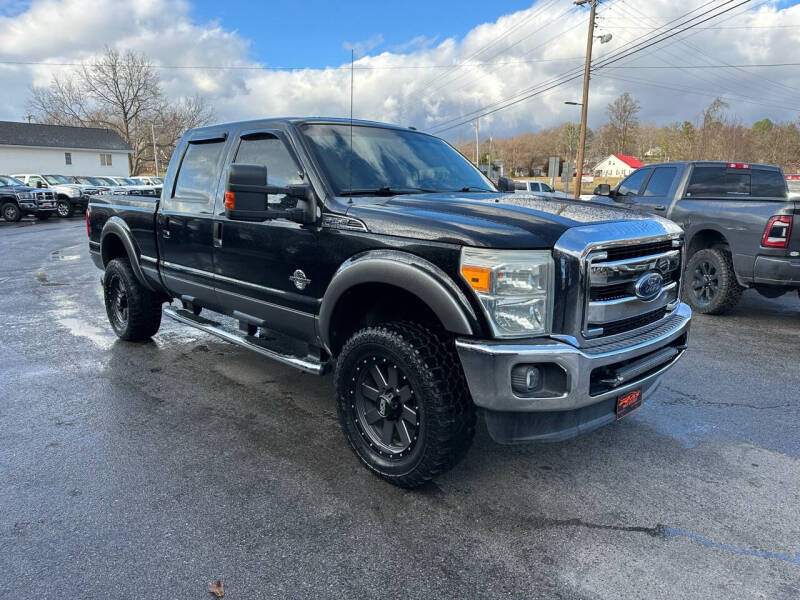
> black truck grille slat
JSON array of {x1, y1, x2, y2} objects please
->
[
  {"x1": 600, "y1": 308, "x2": 668, "y2": 337},
  {"x1": 604, "y1": 240, "x2": 673, "y2": 262}
]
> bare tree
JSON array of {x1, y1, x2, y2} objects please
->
[
  {"x1": 606, "y1": 92, "x2": 641, "y2": 155},
  {"x1": 28, "y1": 46, "x2": 213, "y2": 174}
]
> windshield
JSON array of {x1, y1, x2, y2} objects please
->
[
  {"x1": 153, "y1": 177, "x2": 163, "y2": 184},
  {"x1": 117, "y1": 177, "x2": 138, "y2": 185},
  {"x1": 0, "y1": 175, "x2": 24, "y2": 187},
  {"x1": 301, "y1": 124, "x2": 495, "y2": 196},
  {"x1": 76, "y1": 177, "x2": 104, "y2": 185},
  {"x1": 44, "y1": 174, "x2": 72, "y2": 184},
  {"x1": 95, "y1": 177, "x2": 117, "y2": 185}
]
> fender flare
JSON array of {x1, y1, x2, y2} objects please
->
[
  {"x1": 100, "y1": 216, "x2": 155, "y2": 291},
  {"x1": 317, "y1": 249, "x2": 478, "y2": 350}
]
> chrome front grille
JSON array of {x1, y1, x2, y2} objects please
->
[
  {"x1": 584, "y1": 241, "x2": 683, "y2": 339},
  {"x1": 35, "y1": 191, "x2": 54, "y2": 200}
]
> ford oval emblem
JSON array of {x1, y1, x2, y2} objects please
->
[{"x1": 635, "y1": 272, "x2": 664, "y2": 301}]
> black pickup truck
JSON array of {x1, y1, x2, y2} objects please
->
[
  {"x1": 88, "y1": 118, "x2": 691, "y2": 488},
  {"x1": 592, "y1": 161, "x2": 798, "y2": 313}
]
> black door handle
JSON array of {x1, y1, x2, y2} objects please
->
[
  {"x1": 213, "y1": 221, "x2": 223, "y2": 247},
  {"x1": 162, "y1": 215, "x2": 171, "y2": 238}
]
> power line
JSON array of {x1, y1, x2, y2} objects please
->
[
  {"x1": 429, "y1": 0, "x2": 753, "y2": 134},
  {"x1": 601, "y1": 62, "x2": 800, "y2": 69}
]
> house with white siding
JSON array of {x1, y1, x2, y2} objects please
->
[
  {"x1": 0, "y1": 121, "x2": 132, "y2": 177},
  {"x1": 592, "y1": 154, "x2": 644, "y2": 178}
]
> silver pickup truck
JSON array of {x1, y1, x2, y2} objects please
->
[{"x1": 591, "y1": 161, "x2": 798, "y2": 312}]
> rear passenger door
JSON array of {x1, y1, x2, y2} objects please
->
[
  {"x1": 157, "y1": 131, "x2": 229, "y2": 309},
  {"x1": 627, "y1": 166, "x2": 678, "y2": 215}
]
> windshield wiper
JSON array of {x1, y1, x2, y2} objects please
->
[
  {"x1": 342, "y1": 186, "x2": 435, "y2": 197},
  {"x1": 454, "y1": 186, "x2": 495, "y2": 192}
]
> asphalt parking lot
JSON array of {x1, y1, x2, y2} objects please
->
[{"x1": 1, "y1": 217, "x2": 799, "y2": 599}]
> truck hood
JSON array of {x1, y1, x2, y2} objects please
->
[{"x1": 344, "y1": 192, "x2": 665, "y2": 248}]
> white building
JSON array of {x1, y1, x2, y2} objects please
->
[
  {"x1": 0, "y1": 121, "x2": 132, "y2": 177},
  {"x1": 592, "y1": 154, "x2": 644, "y2": 178}
]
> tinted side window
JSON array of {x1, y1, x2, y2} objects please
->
[
  {"x1": 617, "y1": 169, "x2": 650, "y2": 196},
  {"x1": 686, "y1": 167, "x2": 750, "y2": 197},
  {"x1": 541, "y1": 183, "x2": 554, "y2": 193},
  {"x1": 173, "y1": 141, "x2": 225, "y2": 203},
  {"x1": 643, "y1": 167, "x2": 677, "y2": 197},
  {"x1": 514, "y1": 182, "x2": 527, "y2": 191},
  {"x1": 751, "y1": 170, "x2": 787, "y2": 198},
  {"x1": 234, "y1": 134, "x2": 303, "y2": 205}
]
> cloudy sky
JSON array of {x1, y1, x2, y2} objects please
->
[{"x1": 1, "y1": 0, "x2": 799, "y2": 141}]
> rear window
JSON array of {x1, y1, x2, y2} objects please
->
[
  {"x1": 173, "y1": 140, "x2": 225, "y2": 202},
  {"x1": 686, "y1": 166, "x2": 786, "y2": 198},
  {"x1": 514, "y1": 182, "x2": 527, "y2": 191},
  {"x1": 751, "y1": 170, "x2": 787, "y2": 197}
]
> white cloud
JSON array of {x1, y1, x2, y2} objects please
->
[
  {"x1": 1, "y1": 0, "x2": 799, "y2": 140},
  {"x1": 343, "y1": 34, "x2": 384, "y2": 58}
]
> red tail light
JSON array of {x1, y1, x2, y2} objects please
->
[
  {"x1": 762, "y1": 215, "x2": 792, "y2": 248},
  {"x1": 224, "y1": 191, "x2": 235, "y2": 210},
  {"x1": 727, "y1": 163, "x2": 751, "y2": 169}
]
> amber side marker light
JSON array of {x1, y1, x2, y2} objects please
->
[
  {"x1": 461, "y1": 265, "x2": 491, "y2": 293},
  {"x1": 224, "y1": 191, "x2": 235, "y2": 210}
]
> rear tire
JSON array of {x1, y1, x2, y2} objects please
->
[
  {"x1": 335, "y1": 322, "x2": 476, "y2": 489},
  {"x1": 2, "y1": 202, "x2": 21, "y2": 222},
  {"x1": 684, "y1": 248, "x2": 743, "y2": 314},
  {"x1": 103, "y1": 258, "x2": 163, "y2": 341},
  {"x1": 56, "y1": 199, "x2": 74, "y2": 218}
]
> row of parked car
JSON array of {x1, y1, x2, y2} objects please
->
[
  {"x1": 0, "y1": 173, "x2": 163, "y2": 222},
  {"x1": 512, "y1": 161, "x2": 799, "y2": 313}
]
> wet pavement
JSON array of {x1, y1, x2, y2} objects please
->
[{"x1": 1, "y1": 217, "x2": 799, "y2": 599}]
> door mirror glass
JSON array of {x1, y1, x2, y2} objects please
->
[
  {"x1": 594, "y1": 183, "x2": 611, "y2": 196},
  {"x1": 497, "y1": 176, "x2": 516, "y2": 192}
]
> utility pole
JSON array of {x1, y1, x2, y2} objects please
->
[
  {"x1": 473, "y1": 118, "x2": 480, "y2": 167},
  {"x1": 151, "y1": 122, "x2": 159, "y2": 177},
  {"x1": 574, "y1": 0, "x2": 596, "y2": 199}
]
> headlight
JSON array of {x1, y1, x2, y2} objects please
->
[
  {"x1": 65, "y1": 187, "x2": 79, "y2": 196},
  {"x1": 15, "y1": 192, "x2": 34, "y2": 200},
  {"x1": 460, "y1": 248, "x2": 553, "y2": 338}
]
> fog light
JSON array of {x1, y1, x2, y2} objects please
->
[{"x1": 511, "y1": 364, "x2": 542, "y2": 394}]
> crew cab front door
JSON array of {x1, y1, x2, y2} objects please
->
[
  {"x1": 211, "y1": 129, "x2": 319, "y2": 342},
  {"x1": 625, "y1": 166, "x2": 679, "y2": 216},
  {"x1": 157, "y1": 132, "x2": 228, "y2": 310}
]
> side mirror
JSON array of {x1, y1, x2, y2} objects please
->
[
  {"x1": 594, "y1": 183, "x2": 611, "y2": 196},
  {"x1": 497, "y1": 176, "x2": 516, "y2": 193},
  {"x1": 225, "y1": 163, "x2": 314, "y2": 224}
]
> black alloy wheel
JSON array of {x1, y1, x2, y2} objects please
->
[
  {"x1": 353, "y1": 356, "x2": 420, "y2": 458},
  {"x1": 690, "y1": 258, "x2": 719, "y2": 307},
  {"x1": 106, "y1": 272, "x2": 130, "y2": 332},
  {"x1": 2, "y1": 202, "x2": 21, "y2": 222},
  {"x1": 683, "y1": 247, "x2": 743, "y2": 314}
]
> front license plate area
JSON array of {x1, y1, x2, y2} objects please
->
[{"x1": 616, "y1": 389, "x2": 642, "y2": 420}]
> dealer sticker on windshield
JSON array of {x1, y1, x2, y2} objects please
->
[{"x1": 616, "y1": 389, "x2": 642, "y2": 420}]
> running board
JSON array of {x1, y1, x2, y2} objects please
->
[{"x1": 163, "y1": 306, "x2": 327, "y2": 375}]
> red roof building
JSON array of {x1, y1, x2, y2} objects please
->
[{"x1": 592, "y1": 154, "x2": 644, "y2": 177}]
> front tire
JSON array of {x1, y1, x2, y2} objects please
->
[
  {"x1": 56, "y1": 199, "x2": 74, "y2": 218},
  {"x1": 684, "y1": 248, "x2": 743, "y2": 314},
  {"x1": 1, "y1": 202, "x2": 21, "y2": 222},
  {"x1": 103, "y1": 258, "x2": 163, "y2": 341},
  {"x1": 335, "y1": 322, "x2": 476, "y2": 489}
]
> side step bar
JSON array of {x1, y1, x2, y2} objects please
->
[{"x1": 163, "y1": 306, "x2": 327, "y2": 375}]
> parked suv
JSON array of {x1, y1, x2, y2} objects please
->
[
  {"x1": 514, "y1": 180, "x2": 571, "y2": 199},
  {"x1": 0, "y1": 175, "x2": 57, "y2": 221},
  {"x1": 88, "y1": 118, "x2": 691, "y2": 488},
  {"x1": 591, "y1": 162, "x2": 798, "y2": 313},
  {"x1": 11, "y1": 173, "x2": 98, "y2": 217}
]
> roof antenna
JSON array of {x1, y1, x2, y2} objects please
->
[{"x1": 348, "y1": 48, "x2": 354, "y2": 204}]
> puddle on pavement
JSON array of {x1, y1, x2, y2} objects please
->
[
  {"x1": 57, "y1": 317, "x2": 115, "y2": 349},
  {"x1": 49, "y1": 250, "x2": 80, "y2": 262}
]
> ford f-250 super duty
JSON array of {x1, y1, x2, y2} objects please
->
[
  {"x1": 88, "y1": 118, "x2": 691, "y2": 488},
  {"x1": 591, "y1": 161, "x2": 798, "y2": 313}
]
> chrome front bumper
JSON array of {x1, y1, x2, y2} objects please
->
[{"x1": 455, "y1": 303, "x2": 691, "y2": 442}]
